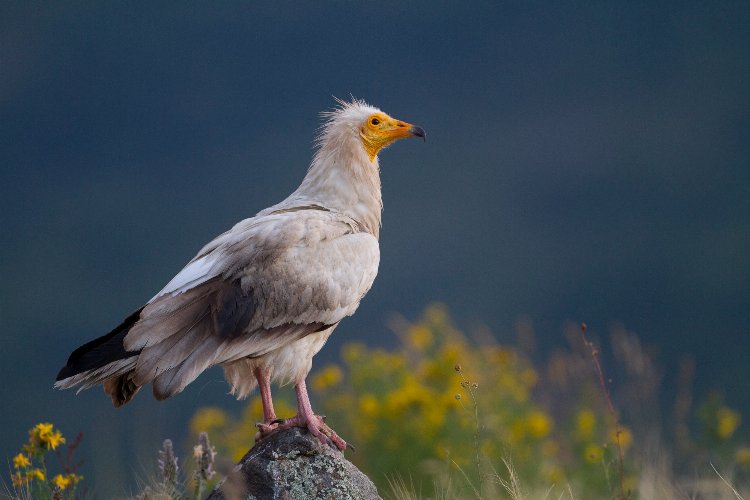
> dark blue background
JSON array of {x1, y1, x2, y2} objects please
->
[{"x1": 2, "y1": 2, "x2": 748, "y2": 494}]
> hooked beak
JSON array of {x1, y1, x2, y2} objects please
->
[{"x1": 409, "y1": 125, "x2": 426, "y2": 141}]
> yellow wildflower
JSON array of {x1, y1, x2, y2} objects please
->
[
  {"x1": 30, "y1": 422, "x2": 53, "y2": 447},
  {"x1": 424, "y1": 303, "x2": 449, "y2": 325},
  {"x1": 358, "y1": 393, "x2": 379, "y2": 417},
  {"x1": 52, "y1": 474, "x2": 72, "y2": 490},
  {"x1": 384, "y1": 378, "x2": 430, "y2": 416},
  {"x1": 46, "y1": 431, "x2": 65, "y2": 450},
  {"x1": 544, "y1": 464, "x2": 564, "y2": 484},
  {"x1": 610, "y1": 426, "x2": 633, "y2": 450},
  {"x1": 31, "y1": 423, "x2": 65, "y2": 450},
  {"x1": 28, "y1": 468, "x2": 45, "y2": 481},
  {"x1": 311, "y1": 364, "x2": 343, "y2": 391},
  {"x1": 422, "y1": 359, "x2": 447, "y2": 382},
  {"x1": 407, "y1": 325, "x2": 433, "y2": 351},
  {"x1": 13, "y1": 453, "x2": 31, "y2": 469},
  {"x1": 584, "y1": 443, "x2": 603, "y2": 463},
  {"x1": 371, "y1": 350, "x2": 406, "y2": 372},
  {"x1": 576, "y1": 409, "x2": 597, "y2": 440},
  {"x1": 423, "y1": 405, "x2": 446, "y2": 435},
  {"x1": 190, "y1": 407, "x2": 228, "y2": 435},
  {"x1": 717, "y1": 407, "x2": 741, "y2": 439},
  {"x1": 439, "y1": 343, "x2": 466, "y2": 367},
  {"x1": 33, "y1": 422, "x2": 54, "y2": 436},
  {"x1": 736, "y1": 447, "x2": 750, "y2": 466},
  {"x1": 526, "y1": 410, "x2": 553, "y2": 438},
  {"x1": 342, "y1": 343, "x2": 365, "y2": 363}
]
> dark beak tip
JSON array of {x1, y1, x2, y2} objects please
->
[{"x1": 410, "y1": 126, "x2": 426, "y2": 142}]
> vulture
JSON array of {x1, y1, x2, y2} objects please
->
[{"x1": 55, "y1": 99, "x2": 425, "y2": 450}]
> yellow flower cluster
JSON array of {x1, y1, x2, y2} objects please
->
[
  {"x1": 717, "y1": 406, "x2": 741, "y2": 440},
  {"x1": 13, "y1": 453, "x2": 30, "y2": 469},
  {"x1": 11, "y1": 449, "x2": 39, "y2": 487},
  {"x1": 8, "y1": 423, "x2": 84, "y2": 495},
  {"x1": 190, "y1": 407, "x2": 228, "y2": 435},
  {"x1": 584, "y1": 443, "x2": 604, "y2": 463},
  {"x1": 576, "y1": 409, "x2": 597, "y2": 440},
  {"x1": 310, "y1": 364, "x2": 343, "y2": 391},
  {"x1": 11, "y1": 467, "x2": 45, "y2": 487},
  {"x1": 526, "y1": 410, "x2": 553, "y2": 438},
  {"x1": 50, "y1": 473, "x2": 82, "y2": 491},
  {"x1": 53, "y1": 474, "x2": 72, "y2": 490},
  {"x1": 191, "y1": 304, "x2": 596, "y2": 494},
  {"x1": 194, "y1": 304, "x2": 750, "y2": 498},
  {"x1": 310, "y1": 304, "x2": 565, "y2": 491},
  {"x1": 29, "y1": 422, "x2": 66, "y2": 450},
  {"x1": 611, "y1": 427, "x2": 633, "y2": 450}
]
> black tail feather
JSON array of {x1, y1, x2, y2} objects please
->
[{"x1": 56, "y1": 307, "x2": 144, "y2": 381}]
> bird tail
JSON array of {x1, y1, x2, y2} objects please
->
[{"x1": 55, "y1": 308, "x2": 144, "y2": 406}]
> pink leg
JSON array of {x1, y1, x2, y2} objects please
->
[
  {"x1": 254, "y1": 367, "x2": 279, "y2": 439},
  {"x1": 276, "y1": 379, "x2": 347, "y2": 451},
  {"x1": 254, "y1": 367, "x2": 277, "y2": 422}
]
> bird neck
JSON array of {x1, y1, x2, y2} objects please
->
[{"x1": 289, "y1": 140, "x2": 383, "y2": 238}]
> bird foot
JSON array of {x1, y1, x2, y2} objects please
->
[
  {"x1": 276, "y1": 414, "x2": 347, "y2": 451},
  {"x1": 254, "y1": 420, "x2": 280, "y2": 442}
]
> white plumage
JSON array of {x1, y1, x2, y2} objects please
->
[{"x1": 55, "y1": 99, "x2": 424, "y2": 449}]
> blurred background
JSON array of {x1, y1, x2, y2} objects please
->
[{"x1": 1, "y1": 1, "x2": 748, "y2": 495}]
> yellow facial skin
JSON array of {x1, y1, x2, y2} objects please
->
[{"x1": 360, "y1": 113, "x2": 425, "y2": 161}]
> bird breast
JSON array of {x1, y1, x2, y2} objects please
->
[{"x1": 238, "y1": 211, "x2": 381, "y2": 331}]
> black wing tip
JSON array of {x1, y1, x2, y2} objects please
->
[
  {"x1": 56, "y1": 366, "x2": 73, "y2": 382},
  {"x1": 56, "y1": 307, "x2": 144, "y2": 382}
]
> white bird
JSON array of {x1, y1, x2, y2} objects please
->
[{"x1": 55, "y1": 99, "x2": 425, "y2": 450}]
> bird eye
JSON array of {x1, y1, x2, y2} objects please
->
[{"x1": 371, "y1": 118, "x2": 380, "y2": 125}]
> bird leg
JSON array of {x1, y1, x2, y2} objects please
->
[
  {"x1": 275, "y1": 379, "x2": 347, "y2": 451},
  {"x1": 253, "y1": 367, "x2": 279, "y2": 439}
]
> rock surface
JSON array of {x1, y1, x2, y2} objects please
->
[{"x1": 206, "y1": 427, "x2": 381, "y2": 500}]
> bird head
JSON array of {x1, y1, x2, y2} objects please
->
[
  {"x1": 318, "y1": 99, "x2": 425, "y2": 163},
  {"x1": 359, "y1": 111, "x2": 426, "y2": 161}
]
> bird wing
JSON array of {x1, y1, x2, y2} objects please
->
[{"x1": 122, "y1": 209, "x2": 379, "y2": 398}]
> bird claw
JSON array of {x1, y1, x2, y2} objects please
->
[
  {"x1": 276, "y1": 414, "x2": 347, "y2": 451},
  {"x1": 254, "y1": 421, "x2": 280, "y2": 442}
]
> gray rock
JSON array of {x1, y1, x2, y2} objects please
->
[{"x1": 206, "y1": 427, "x2": 381, "y2": 500}]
